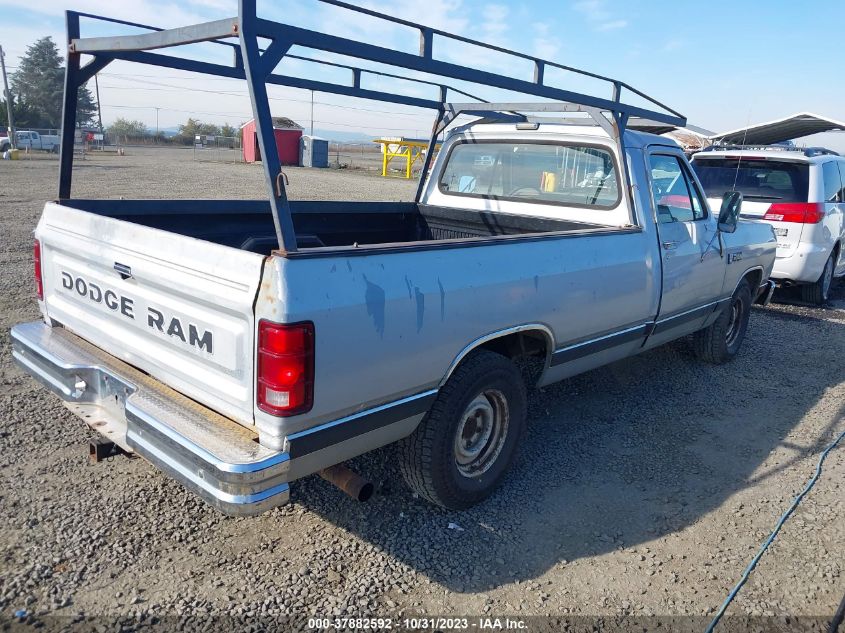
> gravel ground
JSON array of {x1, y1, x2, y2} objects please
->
[{"x1": 1, "y1": 148, "x2": 843, "y2": 631}]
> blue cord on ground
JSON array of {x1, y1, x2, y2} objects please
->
[{"x1": 705, "y1": 426, "x2": 845, "y2": 633}]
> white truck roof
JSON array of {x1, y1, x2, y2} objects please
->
[
  {"x1": 454, "y1": 121, "x2": 679, "y2": 150},
  {"x1": 692, "y1": 148, "x2": 841, "y2": 164}
]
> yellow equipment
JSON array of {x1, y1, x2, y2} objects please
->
[{"x1": 374, "y1": 138, "x2": 440, "y2": 179}]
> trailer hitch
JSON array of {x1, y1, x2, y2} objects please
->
[{"x1": 89, "y1": 439, "x2": 127, "y2": 463}]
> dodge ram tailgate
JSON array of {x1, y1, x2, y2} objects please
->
[{"x1": 35, "y1": 202, "x2": 264, "y2": 427}]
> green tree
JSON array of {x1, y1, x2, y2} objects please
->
[
  {"x1": 0, "y1": 94, "x2": 44, "y2": 129},
  {"x1": 220, "y1": 123, "x2": 237, "y2": 138},
  {"x1": 107, "y1": 118, "x2": 148, "y2": 143},
  {"x1": 176, "y1": 118, "x2": 221, "y2": 144},
  {"x1": 9, "y1": 36, "x2": 96, "y2": 128}
]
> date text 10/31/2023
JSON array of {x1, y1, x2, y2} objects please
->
[{"x1": 307, "y1": 617, "x2": 528, "y2": 630}]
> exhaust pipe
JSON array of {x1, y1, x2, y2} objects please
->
[{"x1": 318, "y1": 464, "x2": 374, "y2": 502}]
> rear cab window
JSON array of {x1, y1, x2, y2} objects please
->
[
  {"x1": 692, "y1": 157, "x2": 809, "y2": 204},
  {"x1": 438, "y1": 141, "x2": 621, "y2": 211}
]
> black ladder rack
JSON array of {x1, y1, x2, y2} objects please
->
[{"x1": 59, "y1": 0, "x2": 687, "y2": 253}]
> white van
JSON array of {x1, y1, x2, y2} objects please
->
[{"x1": 692, "y1": 147, "x2": 845, "y2": 304}]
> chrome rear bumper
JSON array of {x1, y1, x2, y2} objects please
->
[{"x1": 11, "y1": 321, "x2": 290, "y2": 516}]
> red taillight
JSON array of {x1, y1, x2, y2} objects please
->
[
  {"x1": 34, "y1": 239, "x2": 43, "y2": 300},
  {"x1": 763, "y1": 202, "x2": 825, "y2": 224},
  {"x1": 257, "y1": 320, "x2": 314, "y2": 416}
]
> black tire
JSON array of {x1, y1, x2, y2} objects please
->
[
  {"x1": 693, "y1": 279, "x2": 753, "y2": 364},
  {"x1": 800, "y1": 252, "x2": 835, "y2": 306},
  {"x1": 398, "y1": 349, "x2": 526, "y2": 510}
]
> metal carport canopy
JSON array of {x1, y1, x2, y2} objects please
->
[{"x1": 710, "y1": 112, "x2": 845, "y2": 145}]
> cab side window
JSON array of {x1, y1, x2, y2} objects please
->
[
  {"x1": 649, "y1": 154, "x2": 706, "y2": 223},
  {"x1": 822, "y1": 161, "x2": 843, "y2": 203},
  {"x1": 682, "y1": 166, "x2": 707, "y2": 219}
]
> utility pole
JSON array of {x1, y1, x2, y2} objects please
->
[
  {"x1": 154, "y1": 107, "x2": 160, "y2": 136},
  {"x1": 0, "y1": 45, "x2": 16, "y2": 149},
  {"x1": 94, "y1": 73, "x2": 103, "y2": 133},
  {"x1": 310, "y1": 90, "x2": 314, "y2": 136}
]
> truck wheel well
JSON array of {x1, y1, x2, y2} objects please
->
[
  {"x1": 742, "y1": 268, "x2": 763, "y2": 293},
  {"x1": 477, "y1": 330, "x2": 550, "y2": 363},
  {"x1": 441, "y1": 328, "x2": 553, "y2": 388}
]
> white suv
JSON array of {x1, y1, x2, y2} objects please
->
[{"x1": 691, "y1": 147, "x2": 845, "y2": 304}]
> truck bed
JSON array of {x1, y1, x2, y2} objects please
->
[{"x1": 60, "y1": 199, "x2": 608, "y2": 255}]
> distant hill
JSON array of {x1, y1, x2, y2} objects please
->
[
  {"x1": 309, "y1": 129, "x2": 375, "y2": 142},
  {"x1": 156, "y1": 125, "x2": 377, "y2": 143}
]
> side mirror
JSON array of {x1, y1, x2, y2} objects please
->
[{"x1": 718, "y1": 191, "x2": 742, "y2": 233}]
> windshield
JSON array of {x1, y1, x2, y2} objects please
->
[
  {"x1": 438, "y1": 141, "x2": 620, "y2": 209},
  {"x1": 691, "y1": 158, "x2": 809, "y2": 202}
]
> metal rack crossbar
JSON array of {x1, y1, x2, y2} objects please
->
[
  {"x1": 59, "y1": 0, "x2": 687, "y2": 253},
  {"x1": 701, "y1": 144, "x2": 840, "y2": 157}
]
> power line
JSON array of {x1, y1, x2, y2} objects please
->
[
  {"x1": 98, "y1": 103, "x2": 426, "y2": 133},
  {"x1": 100, "y1": 71, "x2": 246, "y2": 82},
  {"x1": 311, "y1": 119, "x2": 426, "y2": 133},
  {"x1": 100, "y1": 104, "x2": 249, "y2": 118},
  {"x1": 98, "y1": 74, "x2": 432, "y2": 118}
]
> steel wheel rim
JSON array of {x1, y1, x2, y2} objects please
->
[
  {"x1": 725, "y1": 298, "x2": 744, "y2": 347},
  {"x1": 453, "y1": 389, "x2": 509, "y2": 477}
]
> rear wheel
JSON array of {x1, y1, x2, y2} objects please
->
[
  {"x1": 398, "y1": 350, "x2": 526, "y2": 510},
  {"x1": 801, "y1": 252, "x2": 835, "y2": 306},
  {"x1": 693, "y1": 279, "x2": 753, "y2": 364}
]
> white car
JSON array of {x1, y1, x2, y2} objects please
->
[{"x1": 692, "y1": 147, "x2": 845, "y2": 304}]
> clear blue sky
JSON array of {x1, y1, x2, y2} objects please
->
[{"x1": 1, "y1": 0, "x2": 843, "y2": 148}]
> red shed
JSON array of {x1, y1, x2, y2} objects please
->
[{"x1": 241, "y1": 117, "x2": 303, "y2": 165}]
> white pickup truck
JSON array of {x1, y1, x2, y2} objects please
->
[
  {"x1": 0, "y1": 130, "x2": 60, "y2": 153},
  {"x1": 12, "y1": 3, "x2": 777, "y2": 516}
]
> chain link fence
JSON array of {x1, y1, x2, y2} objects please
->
[
  {"x1": 326, "y1": 142, "x2": 383, "y2": 172},
  {"x1": 3, "y1": 132, "x2": 394, "y2": 168},
  {"x1": 1, "y1": 127, "x2": 118, "y2": 160},
  {"x1": 191, "y1": 135, "x2": 243, "y2": 163},
  {"x1": 186, "y1": 139, "x2": 386, "y2": 170}
]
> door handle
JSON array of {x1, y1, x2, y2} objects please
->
[{"x1": 662, "y1": 241, "x2": 678, "y2": 251}]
